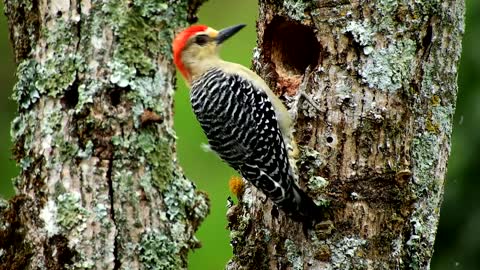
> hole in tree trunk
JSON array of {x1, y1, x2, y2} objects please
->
[
  {"x1": 61, "y1": 79, "x2": 79, "y2": 110},
  {"x1": 265, "y1": 17, "x2": 320, "y2": 77},
  {"x1": 109, "y1": 88, "x2": 123, "y2": 106}
]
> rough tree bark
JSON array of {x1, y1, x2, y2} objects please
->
[
  {"x1": 0, "y1": 0, "x2": 208, "y2": 269},
  {"x1": 227, "y1": 0, "x2": 464, "y2": 269}
]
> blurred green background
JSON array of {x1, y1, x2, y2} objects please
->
[{"x1": 0, "y1": 0, "x2": 478, "y2": 269}]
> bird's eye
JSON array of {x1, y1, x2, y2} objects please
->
[{"x1": 195, "y1": 34, "x2": 209, "y2": 46}]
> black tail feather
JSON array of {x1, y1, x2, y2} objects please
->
[{"x1": 277, "y1": 184, "x2": 326, "y2": 223}]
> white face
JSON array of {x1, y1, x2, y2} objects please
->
[{"x1": 180, "y1": 28, "x2": 221, "y2": 79}]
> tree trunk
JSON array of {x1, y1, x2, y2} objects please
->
[
  {"x1": 1, "y1": 0, "x2": 208, "y2": 269},
  {"x1": 227, "y1": 0, "x2": 464, "y2": 269}
]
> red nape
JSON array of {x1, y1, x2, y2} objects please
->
[{"x1": 173, "y1": 25, "x2": 209, "y2": 80}]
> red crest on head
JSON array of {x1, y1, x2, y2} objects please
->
[{"x1": 173, "y1": 25, "x2": 209, "y2": 80}]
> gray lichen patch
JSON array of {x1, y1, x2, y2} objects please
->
[
  {"x1": 329, "y1": 236, "x2": 367, "y2": 269},
  {"x1": 56, "y1": 192, "x2": 88, "y2": 231},
  {"x1": 111, "y1": 129, "x2": 174, "y2": 191},
  {"x1": 307, "y1": 176, "x2": 329, "y2": 192},
  {"x1": 163, "y1": 174, "x2": 209, "y2": 222},
  {"x1": 127, "y1": 71, "x2": 172, "y2": 127},
  {"x1": 360, "y1": 39, "x2": 417, "y2": 92},
  {"x1": 285, "y1": 239, "x2": 303, "y2": 270},
  {"x1": 411, "y1": 107, "x2": 450, "y2": 196},
  {"x1": 405, "y1": 202, "x2": 441, "y2": 269},
  {"x1": 343, "y1": 20, "x2": 375, "y2": 47},
  {"x1": 11, "y1": 59, "x2": 39, "y2": 110},
  {"x1": 37, "y1": 17, "x2": 82, "y2": 96},
  {"x1": 139, "y1": 229, "x2": 183, "y2": 269},
  {"x1": 297, "y1": 146, "x2": 323, "y2": 175},
  {"x1": 282, "y1": 0, "x2": 311, "y2": 22}
]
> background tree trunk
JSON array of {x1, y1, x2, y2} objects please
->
[
  {"x1": 227, "y1": 0, "x2": 464, "y2": 269},
  {"x1": 0, "y1": 0, "x2": 208, "y2": 269}
]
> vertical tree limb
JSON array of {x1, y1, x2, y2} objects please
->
[
  {"x1": 1, "y1": 0, "x2": 208, "y2": 269},
  {"x1": 227, "y1": 0, "x2": 464, "y2": 269}
]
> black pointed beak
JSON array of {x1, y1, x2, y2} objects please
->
[{"x1": 215, "y1": 24, "x2": 246, "y2": 45}]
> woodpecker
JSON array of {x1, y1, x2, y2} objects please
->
[{"x1": 172, "y1": 24, "x2": 322, "y2": 222}]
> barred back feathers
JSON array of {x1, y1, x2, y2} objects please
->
[{"x1": 191, "y1": 68, "x2": 321, "y2": 222}]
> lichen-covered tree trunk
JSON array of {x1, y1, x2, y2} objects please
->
[
  {"x1": 0, "y1": 0, "x2": 208, "y2": 269},
  {"x1": 227, "y1": 0, "x2": 464, "y2": 269}
]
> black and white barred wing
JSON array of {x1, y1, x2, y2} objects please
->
[{"x1": 190, "y1": 68, "x2": 292, "y2": 202}]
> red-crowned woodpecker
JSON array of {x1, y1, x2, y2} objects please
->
[{"x1": 172, "y1": 24, "x2": 321, "y2": 222}]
